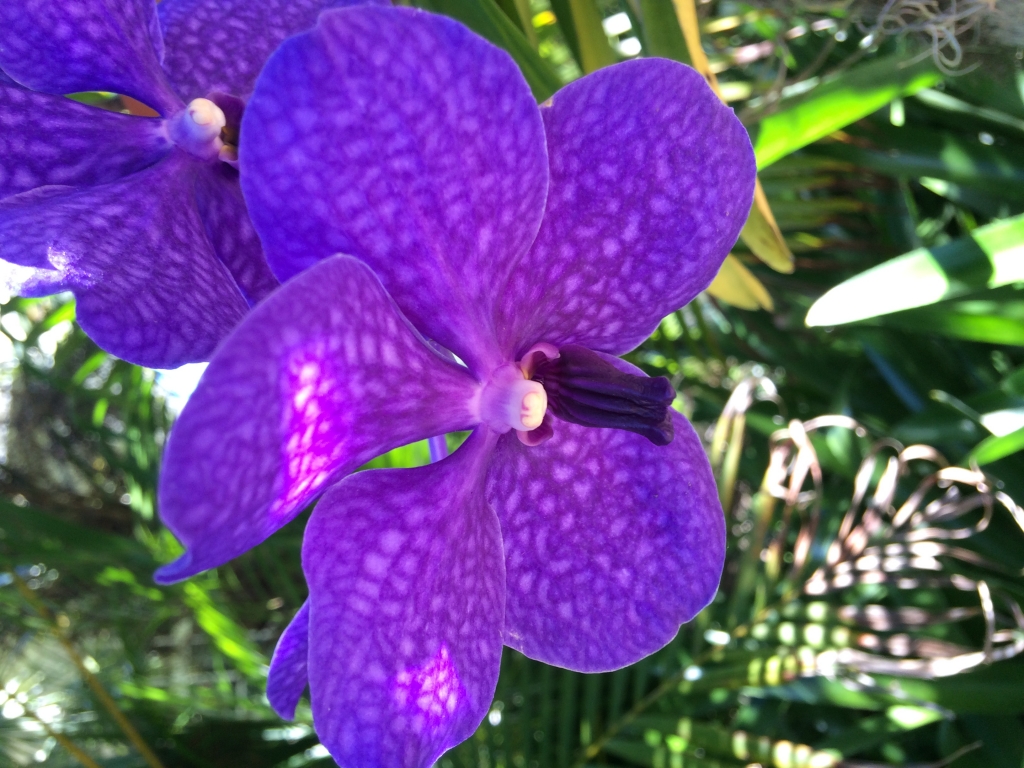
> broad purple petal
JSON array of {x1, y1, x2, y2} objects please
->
[
  {"x1": 158, "y1": 0, "x2": 386, "y2": 103},
  {"x1": 155, "y1": 255, "x2": 480, "y2": 584},
  {"x1": 0, "y1": 153, "x2": 248, "y2": 367},
  {"x1": 0, "y1": 0, "x2": 180, "y2": 115},
  {"x1": 0, "y1": 83, "x2": 170, "y2": 200},
  {"x1": 487, "y1": 410, "x2": 725, "y2": 671},
  {"x1": 304, "y1": 429, "x2": 503, "y2": 768},
  {"x1": 499, "y1": 59, "x2": 756, "y2": 359},
  {"x1": 268, "y1": 601, "x2": 310, "y2": 720},
  {"x1": 241, "y1": 5, "x2": 548, "y2": 371},
  {"x1": 194, "y1": 165, "x2": 279, "y2": 306}
]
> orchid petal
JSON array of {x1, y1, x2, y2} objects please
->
[
  {"x1": 157, "y1": 0, "x2": 386, "y2": 103},
  {"x1": 0, "y1": 0, "x2": 180, "y2": 115},
  {"x1": 0, "y1": 83, "x2": 170, "y2": 201},
  {"x1": 268, "y1": 601, "x2": 310, "y2": 721},
  {"x1": 240, "y1": 5, "x2": 547, "y2": 371},
  {"x1": 499, "y1": 59, "x2": 756, "y2": 358},
  {"x1": 304, "y1": 429, "x2": 503, "y2": 768},
  {"x1": 487, "y1": 409, "x2": 725, "y2": 671},
  {"x1": 155, "y1": 255, "x2": 480, "y2": 584},
  {"x1": 194, "y1": 165, "x2": 279, "y2": 306},
  {"x1": 0, "y1": 154, "x2": 248, "y2": 367}
]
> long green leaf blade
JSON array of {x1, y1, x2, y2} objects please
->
[
  {"x1": 806, "y1": 213, "x2": 1024, "y2": 326},
  {"x1": 752, "y1": 56, "x2": 940, "y2": 169}
]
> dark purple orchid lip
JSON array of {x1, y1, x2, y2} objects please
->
[{"x1": 531, "y1": 344, "x2": 676, "y2": 446}]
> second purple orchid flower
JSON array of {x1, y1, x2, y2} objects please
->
[
  {"x1": 155, "y1": 4, "x2": 756, "y2": 766},
  {"x1": 0, "y1": 0, "x2": 381, "y2": 367}
]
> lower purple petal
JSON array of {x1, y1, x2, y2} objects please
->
[
  {"x1": 155, "y1": 255, "x2": 480, "y2": 584},
  {"x1": 0, "y1": 153, "x2": 248, "y2": 367},
  {"x1": 194, "y1": 165, "x2": 279, "y2": 306},
  {"x1": 0, "y1": 84, "x2": 170, "y2": 200},
  {"x1": 268, "y1": 601, "x2": 310, "y2": 720},
  {"x1": 304, "y1": 429, "x2": 504, "y2": 768},
  {"x1": 487, "y1": 411, "x2": 725, "y2": 672}
]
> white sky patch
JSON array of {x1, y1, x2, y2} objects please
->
[
  {"x1": 153, "y1": 362, "x2": 209, "y2": 416},
  {"x1": 617, "y1": 36, "x2": 642, "y2": 56},
  {"x1": 980, "y1": 408, "x2": 1024, "y2": 437},
  {"x1": 602, "y1": 12, "x2": 632, "y2": 36}
]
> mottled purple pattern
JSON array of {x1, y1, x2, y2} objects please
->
[
  {"x1": 304, "y1": 430, "x2": 504, "y2": 768},
  {"x1": 155, "y1": 256, "x2": 480, "y2": 584},
  {"x1": 241, "y1": 5, "x2": 547, "y2": 370},
  {"x1": 498, "y1": 59, "x2": 755, "y2": 359},
  {"x1": 158, "y1": 0, "x2": 386, "y2": 103},
  {"x1": 194, "y1": 165, "x2": 279, "y2": 306},
  {"x1": 0, "y1": 83, "x2": 170, "y2": 200},
  {"x1": 0, "y1": 68, "x2": 15, "y2": 85},
  {"x1": 268, "y1": 601, "x2": 310, "y2": 720},
  {"x1": 0, "y1": 0, "x2": 180, "y2": 115},
  {"x1": 0, "y1": 153, "x2": 248, "y2": 367},
  {"x1": 487, "y1": 411, "x2": 725, "y2": 671}
]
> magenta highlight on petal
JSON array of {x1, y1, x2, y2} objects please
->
[
  {"x1": 393, "y1": 644, "x2": 466, "y2": 732},
  {"x1": 276, "y1": 343, "x2": 348, "y2": 519}
]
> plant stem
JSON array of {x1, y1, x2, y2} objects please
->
[
  {"x1": 13, "y1": 575, "x2": 168, "y2": 768},
  {"x1": 23, "y1": 707, "x2": 103, "y2": 768}
]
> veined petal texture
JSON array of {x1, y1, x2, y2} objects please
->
[
  {"x1": 267, "y1": 601, "x2": 310, "y2": 721},
  {"x1": 304, "y1": 429, "x2": 504, "y2": 768},
  {"x1": 241, "y1": 4, "x2": 548, "y2": 371},
  {"x1": 0, "y1": 153, "x2": 248, "y2": 368},
  {"x1": 0, "y1": 0, "x2": 180, "y2": 115},
  {"x1": 155, "y1": 256, "x2": 480, "y2": 584},
  {"x1": 158, "y1": 0, "x2": 387, "y2": 103},
  {"x1": 0, "y1": 83, "x2": 170, "y2": 200},
  {"x1": 499, "y1": 58, "x2": 756, "y2": 358},
  {"x1": 487, "y1": 410, "x2": 725, "y2": 671},
  {"x1": 194, "y1": 165, "x2": 280, "y2": 306}
]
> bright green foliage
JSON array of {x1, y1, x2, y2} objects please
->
[
  {"x1": 806, "y1": 214, "x2": 1024, "y2": 326},
  {"x1": 4, "y1": 1, "x2": 1024, "y2": 767},
  {"x1": 752, "y1": 56, "x2": 942, "y2": 169}
]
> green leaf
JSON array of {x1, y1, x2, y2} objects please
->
[
  {"x1": 806, "y1": 213, "x2": 1024, "y2": 326},
  {"x1": 182, "y1": 582, "x2": 268, "y2": 680},
  {"x1": 410, "y1": 0, "x2": 562, "y2": 100},
  {"x1": 752, "y1": 55, "x2": 941, "y2": 169},
  {"x1": 968, "y1": 425, "x2": 1024, "y2": 465},
  {"x1": 636, "y1": 0, "x2": 691, "y2": 64},
  {"x1": 813, "y1": 121, "x2": 1024, "y2": 201},
  {"x1": 875, "y1": 299, "x2": 1024, "y2": 346},
  {"x1": 560, "y1": 0, "x2": 617, "y2": 73}
]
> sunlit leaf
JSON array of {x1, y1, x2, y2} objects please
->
[
  {"x1": 752, "y1": 56, "x2": 941, "y2": 169},
  {"x1": 806, "y1": 213, "x2": 1024, "y2": 326},
  {"x1": 707, "y1": 255, "x2": 774, "y2": 311},
  {"x1": 968, "y1": 425, "x2": 1024, "y2": 466},
  {"x1": 740, "y1": 181, "x2": 795, "y2": 273}
]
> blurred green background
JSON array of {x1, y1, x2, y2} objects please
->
[{"x1": 4, "y1": 0, "x2": 1024, "y2": 765}]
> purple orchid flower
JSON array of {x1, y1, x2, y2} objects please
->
[
  {"x1": 0, "y1": 0, "x2": 378, "y2": 368},
  {"x1": 154, "y1": 5, "x2": 755, "y2": 765}
]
